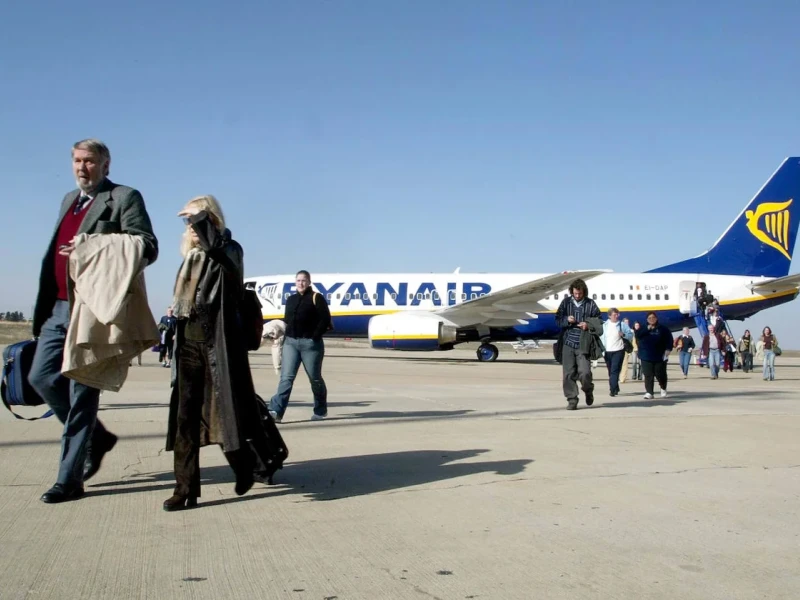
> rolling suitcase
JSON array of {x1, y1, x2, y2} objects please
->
[
  {"x1": 1, "y1": 340, "x2": 54, "y2": 420},
  {"x1": 251, "y1": 394, "x2": 289, "y2": 484}
]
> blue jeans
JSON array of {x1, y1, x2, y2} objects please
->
[
  {"x1": 762, "y1": 350, "x2": 775, "y2": 380},
  {"x1": 28, "y1": 300, "x2": 105, "y2": 486},
  {"x1": 269, "y1": 337, "x2": 327, "y2": 418},
  {"x1": 708, "y1": 349, "x2": 722, "y2": 378},
  {"x1": 679, "y1": 350, "x2": 691, "y2": 376}
]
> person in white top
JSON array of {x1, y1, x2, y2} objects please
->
[
  {"x1": 262, "y1": 319, "x2": 286, "y2": 375},
  {"x1": 601, "y1": 308, "x2": 633, "y2": 397}
]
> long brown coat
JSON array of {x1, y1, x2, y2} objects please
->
[{"x1": 165, "y1": 212, "x2": 262, "y2": 454}]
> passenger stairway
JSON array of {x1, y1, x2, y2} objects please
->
[
  {"x1": 693, "y1": 312, "x2": 709, "y2": 337},
  {"x1": 691, "y1": 301, "x2": 733, "y2": 339}
]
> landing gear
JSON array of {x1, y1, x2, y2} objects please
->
[{"x1": 476, "y1": 343, "x2": 499, "y2": 362}]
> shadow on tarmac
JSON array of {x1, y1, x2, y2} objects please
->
[
  {"x1": 2, "y1": 389, "x2": 790, "y2": 449},
  {"x1": 88, "y1": 448, "x2": 533, "y2": 506}
]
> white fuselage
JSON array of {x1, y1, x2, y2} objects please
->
[{"x1": 246, "y1": 271, "x2": 794, "y2": 340}]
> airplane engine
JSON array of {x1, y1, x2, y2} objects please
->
[{"x1": 368, "y1": 313, "x2": 458, "y2": 351}]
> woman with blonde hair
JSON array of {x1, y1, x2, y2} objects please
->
[{"x1": 163, "y1": 195, "x2": 284, "y2": 511}]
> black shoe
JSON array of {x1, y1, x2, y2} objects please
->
[
  {"x1": 566, "y1": 401, "x2": 578, "y2": 411},
  {"x1": 84, "y1": 432, "x2": 118, "y2": 481},
  {"x1": 585, "y1": 393, "x2": 594, "y2": 406},
  {"x1": 235, "y1": 470, "x2": 255, "y2": 496},
  {"x1": 41, "y1": 483, "x2": 84, "y2": 504},
  {"x1": 163, "y1": 494, "x2": 198, "y2": 511}
]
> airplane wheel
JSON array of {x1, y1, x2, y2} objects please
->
[{"x1": 477, "y1": 344, "x2": 499, "y2": 362}]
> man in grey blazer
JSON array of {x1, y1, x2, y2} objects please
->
[{"x1": 29, "y1": 139, "x2": 158, "y2": 503}]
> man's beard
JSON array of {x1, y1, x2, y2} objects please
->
[{"x1": 76, "y1": 176, "x2": 103, "y2": 194}]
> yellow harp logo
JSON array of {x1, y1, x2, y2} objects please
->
[{"x1": 745, "y1": 199, "x2": 793, "y2": 260}]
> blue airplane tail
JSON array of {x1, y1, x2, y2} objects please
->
[{"x1": 647, "y1": 157, "x2": 800, "y2": 278}]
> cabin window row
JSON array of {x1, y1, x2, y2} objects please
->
[
  {"x1": 270, "y1": 291, "x2": 669, "y2": 302},
  {"x1": 274, "y1": 291, "x2": 490, "y2": 301},
  {"x1": 545, "y1": 293, "x2": 669, "y2": 301}
]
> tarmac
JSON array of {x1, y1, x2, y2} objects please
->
[{"x1": 1, "y1": 343, "x2": 798, "y2": 600}]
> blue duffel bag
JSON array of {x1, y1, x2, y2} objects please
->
[{"x1": 1, "y1": 340, "x2": 53, "y2": 420}]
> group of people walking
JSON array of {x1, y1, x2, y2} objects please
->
[
  {"x1": 21, "y1": 138, "x2": 786, "y2": 507},
  {"x1": 698, "y1": 326, "x2": 780, "y2": 381},
  {"x1": 555, "y1": 278, "x2": 781, "y2": 410},
  {"x1": 555, "y1": 280, "x2": 676, "y2": 408}
]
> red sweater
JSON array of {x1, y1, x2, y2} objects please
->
[{"x1": 54, "y1": 199, "x2": 91, "y2": 300}]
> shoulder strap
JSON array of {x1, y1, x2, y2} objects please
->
[
  {"x1": 1, "y1": 354, "x2": 54, "y2": 421},
  {"x1": 0, "y1": 383, "x2": 53, "y2": 422}
]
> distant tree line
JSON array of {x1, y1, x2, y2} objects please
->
[{"x1": 0, "y1": 312, "x2": 26, "y2": 322}]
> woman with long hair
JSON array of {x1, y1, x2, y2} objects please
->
[
  {"x1": 722, "y1": 332, "x2": 736, "y2": 372},
  {"x1": 758, "y1": 326, "x2": 779, "y2": 381},
  {"x1": 163, "y1": 195, "x2": 282, "y2": 511}
]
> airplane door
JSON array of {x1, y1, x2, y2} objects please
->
[{"x1": 678, "y1": 280, "x2": 697, "y2": 315}]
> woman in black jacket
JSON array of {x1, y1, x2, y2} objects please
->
[
  {"x1": 268, "y1": 270, "x2": 332, "y2": 422},
  {"x1": 163, "y1": 195, "x2": 285, "y2": 511},
  {"x1": 634, "y1": 312, "x2": 674, "y2": 400}
]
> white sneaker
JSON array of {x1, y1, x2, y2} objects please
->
[
  {"x1": 660, "y1": 389, "x2": 668, "y2": 398},
  {"x1": 268, "y1": 410, "x2": 281, "y2": 423},
  {"x1": 310, "y1": 413, "x2": 327, "y2": 421},
  {"x1": 643, "y1": 393, "x2": 653, "y2": 400}
]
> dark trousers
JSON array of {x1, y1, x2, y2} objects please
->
[
  {"x1": 723, "y1": 351, "x2": 735, "y2": 372},
  {"x1": 641, "y1": 360, "x2": 668, "y2": 395},
  {"x1": 174, "y1": 339, "x2": 270, "y2": 497},
  {"x1": 28, "y1": 300, "x2": 113, "y2": 485},
  {"x1": 159, "y1": 339, "x2": 174, "y2": 363},
  {"x1": 741, "y1": 351, "x2": 753, "y2": 372},
  {"x1": 604, "y1": 350, "x2": 625, "y2": 394},
  {"x1": 561, "y1": 344, "x2": 593, "y2": 402}
]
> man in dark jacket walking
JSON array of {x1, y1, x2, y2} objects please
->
[
  {"x1": 28, "y1": 139, "x2": 158, "y2": 504},
  {"x1": 268, "y1": 270, "x2": 332, "y2": 422},
  {"x1": 555, "y1": 278, "x2": 602, "y2": 410}
]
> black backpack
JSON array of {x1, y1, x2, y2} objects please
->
[{"x1": 241, "y1": 288, "x2": 264, "y2": 351}]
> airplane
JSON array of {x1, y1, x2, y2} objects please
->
[{"x1": 245, "y1": 157, "x2": 800, "y2": 362}]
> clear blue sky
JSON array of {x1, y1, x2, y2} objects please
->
[{"x1": 2, "y1": 1, "x2": 799, "y2": 347}]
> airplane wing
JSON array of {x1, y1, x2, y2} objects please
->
[
  {"x1": 747, "y1": 273, "x2": 800, "y2": 294},
  {"x1": 434, "y1": 270, "x2": 610, "y2": 327}
]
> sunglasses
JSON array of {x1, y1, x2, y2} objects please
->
[{"x1": 182, "y1": 217, "x2": 192, "y2": 226}]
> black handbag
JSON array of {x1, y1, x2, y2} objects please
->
[
  {"x1": 553, "y1": 330, "x2": 565, "y2": 363},
  {"x1": 622, "y1": 337, "x2": 633, "y2": 354}
]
